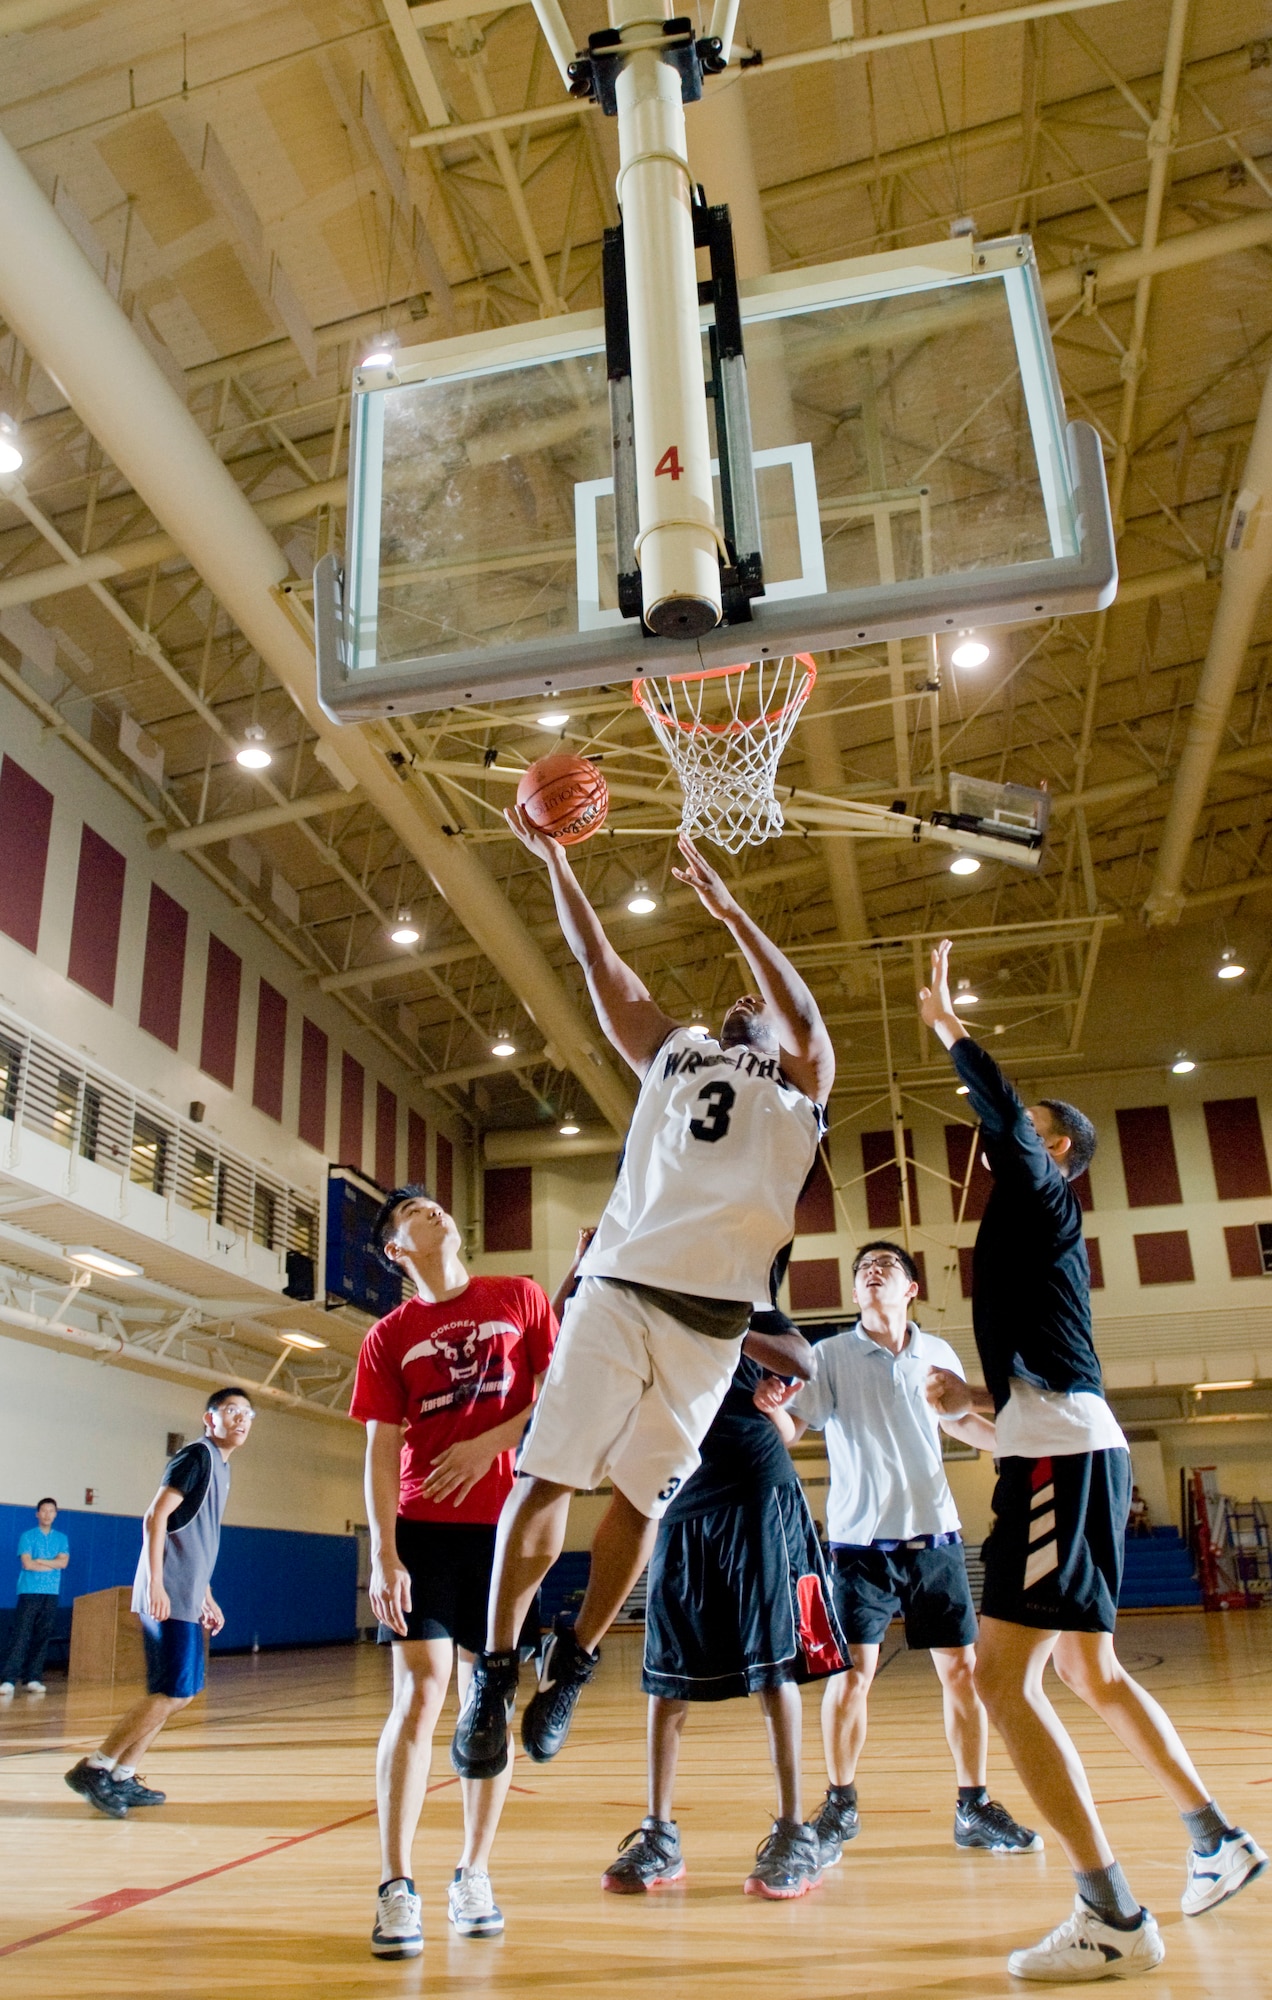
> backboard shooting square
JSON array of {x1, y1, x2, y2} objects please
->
[{"x1": 316, "y1": 236, "x2": 1115, "y2": 722}]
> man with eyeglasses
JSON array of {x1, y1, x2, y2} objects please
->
[
  {"x1": 65, "y1": 1386, "x2": 254, "y2": 1818},
  {"x1": 756, "y1": 1240, "x2": 1038, "y2": 1863},
  {"x1": 919, "y1": 937, "x2": 1265, "y2": 1981}
]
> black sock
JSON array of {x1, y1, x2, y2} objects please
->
[
  {"x1": 958, "y1": 1784, "x2": 989, "y2": 1807},
  {"x1": 1074, "y1": 1863, "x2": 1141, "y2": 1929},
  {"x1": 828, "y1": 1782, "x2": 857, "y2": 1807},
  {"x1": 379, "y1": 1876, "x2": 415, "y2": 1897},
  {"x1": 1181, "y1": 1800, "x2": 1234, "y2": 1855}
]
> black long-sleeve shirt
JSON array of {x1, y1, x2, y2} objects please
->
[{"x1": 950, "y1": 1036, "x2": 1104, "y2": 1414}]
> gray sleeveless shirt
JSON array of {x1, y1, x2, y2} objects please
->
[{"x1": 131, "y1": 1438, "x2": 230, "y2": 1623}]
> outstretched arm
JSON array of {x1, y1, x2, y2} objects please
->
[
  {"x1": 672, "y1": 835, "x2": 835, "y2": 1103},
  {"x1": 505, "y1": 804, "x2": 677, "y2": 1074},
  {"x1": 919, "y1": 939, "x2": 1056, "y2": 1186}
]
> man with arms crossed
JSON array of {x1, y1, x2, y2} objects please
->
[
  {"x1": 452, "y1": 822, "x2": 833, "y2": 1783},
  {"x1": 756, "y1": 1239, "x2": 1038, "y2": 1863},
  {"x1": 1, "y1": 1496, "x2": 69, "y2": 1694},
  {"x1": 353, "y1": 1187, "x2": 555, "y2": 1959},
  {"x1": 65, "y1": 1387, "x2": 253, "y2": 1816},
  {"x1": 920, "y1": 938, "x2": 1265, "y2": 1981}
]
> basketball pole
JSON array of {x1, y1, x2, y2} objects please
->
[{"x1": 611, "y1": 13, "x2": 723, "y2": 637}]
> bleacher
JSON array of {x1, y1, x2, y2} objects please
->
[{"x1": 1119, "y1": 1527, "x2": 1203, "y2": 1611}]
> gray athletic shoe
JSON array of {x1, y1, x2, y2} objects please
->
[
  {"x1": 810, "y1": 1787, "x2": 860, "y2": 1866},
  {"x1": 601, "y1": 1818, "x2": 686, "y2": 1893},
  {"x1": 65, "y1": 1758, "x2": 129, "y2": 1819},
  {"x1": 955, "y1": 1796, "x2": 1043, "y2": 1853},
  {"x1": 744, "y1": 1819, "x2": 824, "y2": 1899},
  {"x1": 113, "y1": 1773, "x2": 166, "y2": 1807}
]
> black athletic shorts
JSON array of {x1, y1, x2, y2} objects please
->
[
  {"x1": 830, "y1": 1539, "x2": 978, "y2": 1651},
  {"x1": 379, "y1": 1518, "x2": 496, "y2": 1651},
  {"x1": 980, "y1": 1448, "x2": 1131, "y2": 1633},
  {"x1": 643, "y1": 1483, "x2": 848, "y2": 1702}
]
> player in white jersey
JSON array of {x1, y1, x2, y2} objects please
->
[{"x1": 451, "y1": 814, "x2": 834, "y2": 1784}]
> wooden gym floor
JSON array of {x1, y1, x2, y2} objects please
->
[{"x1": 1, "y1": 1614, "x2": 1269, "y2": 1997}]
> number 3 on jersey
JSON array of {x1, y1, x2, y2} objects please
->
[{"x1": 689, "y1": 1080, "x2": 735, "y2": 1143}]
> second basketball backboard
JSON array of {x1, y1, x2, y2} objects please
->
[{"x1": 315, "y1": 234, "x2": 1115, "y2": 721}]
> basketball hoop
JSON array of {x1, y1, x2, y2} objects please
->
[{"x1": 632, "y1": 655, "x2": 817, "y2": 852}]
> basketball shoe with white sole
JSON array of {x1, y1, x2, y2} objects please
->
[
  {"x1": 451, "y1": 1649, "x2": 518, "y2": 1780},
  {"x1": 371, "y1": 1881, "x2": 423, "y2": 1960},
  {"x1": 447, "y1": 1867, "x2": 504, "y2": 1937},
  {"x1": 1007, "y1": 1898, "x2": 1164, "y2": 1982},
  {"x1": 1181, "y1": 1830, "x2": 1267, "y2": 1916},
  {"x1": 954, "y1": 1796, "x2": 1043, "y2": 1852}
]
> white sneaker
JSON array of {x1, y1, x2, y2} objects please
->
[
  {"x1": 0, "y1": 1682, "x2": 14, "y2": 1696},
  {"x1": 25, "y1": 1680, "x2": 46, "y2": 1694},
  {"x1": 370, "y1": 1882, "x2": 422, "y2": 1959},
  {"x1": 1182, "y1": 1830, "x2": 1268, "y2": 1916},
  {"x1": 1008, "y1": 1897, "x2": 1164, "y2": 1981},
  {"x1": 447, "y1": 1866, "x2": 504, "y2": 1937}
]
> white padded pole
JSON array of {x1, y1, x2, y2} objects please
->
[{"x1": 615, "y1": 45, "x2": 722, "y2": 636}]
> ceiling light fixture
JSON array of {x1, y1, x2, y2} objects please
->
[
  {"x1": 1171, "y1": 1055, "x2": 1196, "y2": 1074},
  {"x1": 0, "y1": 417, "x2": 22, "y2": 477},
  {"x1": 1217, "y1": 949, "x2": 1245, "y2": 980},
  {"x1": 951, "y1": 632, "x2": 989, "y2": 668},
  {"x1": 949, "y1": 855, "x2": 981, "y2": 876},
  {"x1": 953, "y1": 979, "x2": 979, "y2": 1007},
  {"x1": 64, "y1": 1246, "x2": 145, "y2": 1279},
  {"x1": 389, "y1": 909, "x2": 420, "y2": 946},
  {"x1": 235, "y1": 724, "x2": 272, "y2": 771},
  {"x1": 279, "y1": 1329, "x2": 327, "y2": 1350},
  {"x1": 955, "y1": 1084, "x2": 970, "y2": 1096},
  {"x1": 537, "y1": 710, "x2": 570, "y2": 730},
  {"x1": 627, "y1": 884, "x2": 657, "y2": 915},
  {"x1": 559, "y1": 1121, "x2": 580, "y2": 1136},
  {"x1": 491, "y1": 1035, "x2": 517, "y2": 1058},
  {"x1": 1195, "y1": 1379, "x2": 1255, "y2": 1393},
  {"x1": 686, "y1": 1019, "x2": 710, "y2": 1041}
]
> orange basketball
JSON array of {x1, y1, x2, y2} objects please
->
[{"x1": 516, "y1": 752, "x2": 609, "y2": 845}]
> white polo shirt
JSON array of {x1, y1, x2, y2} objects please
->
[{"x1": 792, "y1": 1320, "x2": 965, "y2": 1545}]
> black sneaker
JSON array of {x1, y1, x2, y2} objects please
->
[
  {"x1": 114, "y1": 1773, "x2": 166, "y2": 1807},
  {"x1": 810, "y1": 1788, "x2": 860, "y2": 1866},
  {"x1": 954, "y1": 1796, "x2": 1043, "y2": 1853},
  {"x1": 744, "y1": 1818, "x2": 825, "y2": 1899},
  {"x1": 601, "y1": 1818, "x2": 686, "y2": 1893},
  {"x1": 65, "y1": 1758, "x2": 129, "y2": 1819},
  {"x1": 520, "y1": 1620, "x2": 598, "y2": 1764},
  {"x1": 451, "y1": 1650, "x2": 519, "y2": 1779}
]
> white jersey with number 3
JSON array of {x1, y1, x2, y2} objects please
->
[{"x1": 579, "y1": 1029, "x2": 824, "y2": 1303}]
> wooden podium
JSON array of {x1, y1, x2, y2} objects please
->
[{"x1": 68, "y1": 1586, "x2": 146, "y2": 1689}]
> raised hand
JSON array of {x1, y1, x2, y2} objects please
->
[
  {"x1": 918, "y1": 937, "x2": 955, "y2": 1028},
  {"x1": 670, "y1": 831, "x2": 739, "y2": 922},
  {"x1": 504, "y1": 801, "x2": 563, "y2": 865}
]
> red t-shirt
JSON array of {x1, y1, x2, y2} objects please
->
[{"x1": 350, "y1": 1274, "x2": 556, "y2": 1526}]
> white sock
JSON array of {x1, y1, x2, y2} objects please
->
[
  {"x1": 115, "y1": 1765, "x2": 135, "y2": 1780},
  {"x1": 87, "y1": 1752, "x2": 117, "y2": 1772}
]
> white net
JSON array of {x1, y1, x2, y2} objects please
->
[{"x1": 632, "y1": 655, "x2": 817, "y2": 853}]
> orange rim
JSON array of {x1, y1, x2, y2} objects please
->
[{"x1": 632, "y1": 655, "x2": 817, "y2": 737}]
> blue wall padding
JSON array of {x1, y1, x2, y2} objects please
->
[{"x1": 0, "y1": 1501, "x2": 356, "y2": 1655}]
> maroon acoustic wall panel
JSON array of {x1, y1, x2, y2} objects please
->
[
  {"x1": 67, "y1": 825, "x2": 126, "y2": 1006},
  {"x1": 436, "y1": 1133, "x2": 453, "y2": 1213},
  {"x1": 1224, "y1": 1224, "x2": 1263, "y2": 1279},
  {"x1": 407, "y1": 1109, "x2": 428, "y2": 1185},
  {"x1": 861, "y1": 1128, "x2": 921, "y2": 1229},
  {"x1": 339, "y1": 1052, "x2": 364, "y2": 1168},
  {"x1": 252, "y1": 979, "x2": 287, "y2": 1122},
  {"x1": 1133, "y1": 1229, "x2": 1194, "y2": 1285},
  {"x1": 788, "y1": 1258, "x2": 842, "y2": 1312},
  {"x1": 200, "y1": 935, "x2": 241, "y2": 1088},
  {"x1": 1085, "y1": 1237, "x2": 1105, "y2": 1289},
  {"x1": 795, "y1": 1147, "x2": 836, "y2": 1234},
  {"x1": 484, "y1": 1166, "x2": 532, "y2": 1252},
  {"x1": 1116, "y1": 1106, "x2": 1183, "y2": 1207},
  {"x1": 958, "y1": 1245, "x2": 976, "y2": 1298},
  {"x1": 298, "y1": 1018, "x2": 328, "y2": 1152},
  {"x1": 0, "y1": 755, "x2": 54, "y2": 953},
  {"x1": 1203, "y1": 1098, "x2": 1271, "y2": 1201},
  {"x1": 375, "y1": 1082, "x2": 397, "y2": 1189},
  {"x1": 138, "y1": 885, "x2": 187, "y2": 1051},
  {"x1": 943, "y1": 1122, "x2": 993, "y2": 1222}
]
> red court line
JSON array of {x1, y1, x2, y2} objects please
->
[{"x1": 0, "y1": 1804, "x2": 377, "y2": 1959}]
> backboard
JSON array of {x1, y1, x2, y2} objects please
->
[{"x1": 315, "y1": 235, "x2": 1115, "y2": 722}]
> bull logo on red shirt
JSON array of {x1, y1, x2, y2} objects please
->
[
  {"x1": 434, "y1": 1323, "x2": 482, "y2": 1387},
  {"x1": 401, "y1": 1318, "x2": 519, "y2": 1415}
]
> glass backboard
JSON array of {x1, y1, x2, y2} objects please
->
[{"x1": 316, "y1": 235, "x2": 1115, "y2": 721}]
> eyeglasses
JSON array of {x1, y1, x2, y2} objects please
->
[{"x1": 853, "y1": 1256, "x2": 909, "y2": 1278}]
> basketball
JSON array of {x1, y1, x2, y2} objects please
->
[{"x1": 516, "y1": 752, "x2": 609, "y2": 845}]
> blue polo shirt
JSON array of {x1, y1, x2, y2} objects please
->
[{"x1": 16, "y1": 1527, "x2": 69, "y2": 1596}]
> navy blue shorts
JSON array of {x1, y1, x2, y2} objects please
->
[
  {"x1": 981, "y1": 1448, "x2": 1130, "y2": 1633},
  {"x1": 140, "y1": 1616, "x2": 206, "y2": 1699}
]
